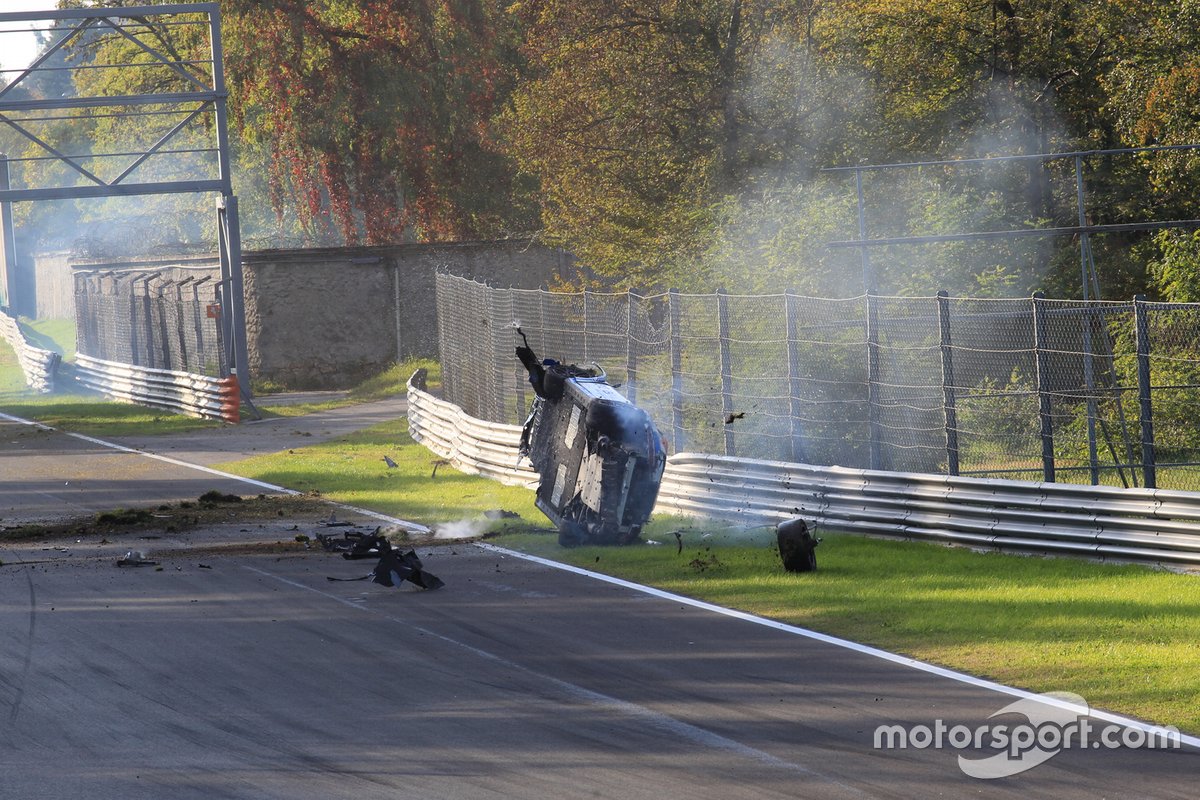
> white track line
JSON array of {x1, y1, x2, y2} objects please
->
[
  {"x1": 0, "y1": 409, "x2": 430, "y2": 533},
  {"x1": 476, "y1": 542, "x2": 1200, "y2": 750},
  {"x1": 242, "y1": 564, "x2": 870, "y2": 796},
  {"x1": 5, "y1": 408, "x2": 1193, "y2": 747}
]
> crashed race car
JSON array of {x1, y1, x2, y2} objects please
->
[{"x1": 517, "y1": 332, "x2": 666, "y2": 547}]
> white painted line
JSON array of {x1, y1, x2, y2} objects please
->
[
  {"x1": 242, "y1": 564, "x2": 864, "y2": 792},
  {"x1": 476, "y1": 542, "x2": 1200, "y2": 750},
  {"x1": 0, "y1": 409, "x2": 431, "y2": 533}
]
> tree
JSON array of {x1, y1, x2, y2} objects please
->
[
  {"x1": 501, "y1": 0, "x2": 842, "y2": 289},
  {"x1": 51, "y1": 0, "x2": 533, "y2": 247},
  {"x1": 222, "y1": 0, "x2": 532, "y2": 245}
]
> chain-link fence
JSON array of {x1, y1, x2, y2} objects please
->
[
  {"x1": 73, "y1": 267, "x2": 227, "y2": 377},
  {"x1": 436, "y1": 272, "x2": 1200, "y2": 491}
]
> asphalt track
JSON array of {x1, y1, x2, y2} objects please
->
[
  {"x1": 0, "y1": 397, "x2": 404, "y2": 525},
  {"x1": 1, "y1": 406, "x2": 1196, "y2": 797}
]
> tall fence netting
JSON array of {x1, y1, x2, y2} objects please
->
[
  {"x1": 435, "y1": 272, "x2": 1200, "y2": 491},
  {"x1": 74, "y1": 267, "x2": 227, "y2": 377}
]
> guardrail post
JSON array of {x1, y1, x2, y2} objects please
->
[
  {"x1": 937, "y1": 291, "x2": 959, "y2": 476},
  {"x1": 784, "y1": 290, "x2": 807, "y2": 463},
  {"x1": 669, "y1": 288, "x2": 685, "y2": 453},
  {"x1": 1033, "y1": 292, "x2": 1056, "y2": 482},
  {"x1": 716, "y1": 288, "x2": 735, "y2": 456},
  {"x1": 625, "y1": 291, "x2": 638, "y2": 404},
  {"x1": 866, "y1": 292, "x2": 883, "y2": 470},
  {"x1": 1134, "y1": 295, "x2": 1157, "y2": 489}
]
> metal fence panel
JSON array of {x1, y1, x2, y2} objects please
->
[{"x1": 434, "y1": 273, "x2": 1200, "y2": 490}]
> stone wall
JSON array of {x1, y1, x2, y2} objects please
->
[
  {"x1": 46, "y1": 239, "x2": 576, "y2": 390},
  {"x1": 241, "y1": 240, "x2": 575, "y2": 389}
]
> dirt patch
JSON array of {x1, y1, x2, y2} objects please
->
[{"x1": 0, "y1": 493, "x2": 333, "y2": 542}]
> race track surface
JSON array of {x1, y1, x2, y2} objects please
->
[{"x1": 1, "y1": 539, "x2": 1193, "y2": 799}]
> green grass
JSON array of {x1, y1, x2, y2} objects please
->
[
  {"x1": 210, "y1": 409, "x2": 1200, "y2": 733},
  {"x1": 254, "y1": 358, "x2": 440, "y2": 418},
  {"x1": 212, "y1": 414, "x2": 539, "y2": 524},
  {"x1": 0, "y1": 391, "x2": 227, "y2": 436},
  {"x1": 20, "y1": 317, "x2": 77, "y2": 360}
]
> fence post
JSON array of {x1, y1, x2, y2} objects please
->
[
  {"x1": 582, "y1": 287, "x2": 590, "y2": 364},
  {"x1": 716, "y1": 288, "x2": 735, "y2": 456},
  {"x1": 865, "y1": 292, "x2": 883, "y2": 470},
  {"x1": 154, "y1": 277, "x2": 172, "y2": 370},
  {"x1": 784, "y1": 290, "x2": 807, "y2": 463},
  {"x1": 668, "y1": 288, "x2": 684, "y2": 453},
  {"x1": 1082, "y1": 306, "x2": 1100, "y2": 485},
  {"x1": 174, "y1": 278, "x2": 191, "y2": 372},
  {"x1": 511, "y1": 289, "x2": 525, "y2": 418},
  {"x1": 1033, "y1": 292, "x2": 1056, "y2": 482},
  {"x1": 625, "y1": 291, "x2": 638, "y2": 404},
  {"x1": 194, "y1": 276, "x2": 211, "y2": 370},
  {"x1": 937, "y1": 291, "x2": 959, "y2": 476},
  {"x1": 1134, "y1": 295, "x2": 1157, "y2": 489}
]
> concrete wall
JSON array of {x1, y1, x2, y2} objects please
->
[
  {"x1": 48, "y1": 239, "x2": 576, "y2": 390},
  {"x1": 32, "y1": 251, "x2": 75, "y2": 319},
  {"x1": 241, "y1": 240, "x2": 575, "y2": 389}
]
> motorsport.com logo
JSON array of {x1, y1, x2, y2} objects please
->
[{"x1": 873, "y1": 691, "x2": 1182, "y2": 779}]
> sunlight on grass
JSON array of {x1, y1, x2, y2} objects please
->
[
  {"x1": 256, "y1": 358, "x2": 440, "y2": 418},
  {"x1": 493, "y1": 527, "x2": 1200, "y2": 733},
  {"x1": 212, "y1": 415, "x2": 539, "y2": 525}
]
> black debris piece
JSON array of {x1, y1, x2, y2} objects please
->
[
  {"x1": 323, "y1": 530, "x2": 444, "y2": 590},
  {"x1": 724, "y1": 411, "x2": 746, "y2": 425},
  {"x1": 318, "y1": 529, "x2": 389, "y2": 559},
  {"x1": 372, "y1": 548, "x2": 445, "y2": 590},
  {"x1": 776, "y1": 518, "x2": 820, "y2": 573},
  {"x1": 483, "y1": 509, "x2": 521, "y2": 520}
]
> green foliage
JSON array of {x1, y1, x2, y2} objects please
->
[
  {"x1": 221, "y1": 0, "x2": 534, "y2": 244},
  {"x1": 10, "y1": 1, "x2": 1200, "y2": 294},
  {"x1": 1148, "y1": 230, "x2": 1200, "y2": 302}
]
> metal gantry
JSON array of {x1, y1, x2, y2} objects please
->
[{"x1": 0, "y1": 3, "x2": 250, "y2": 396}]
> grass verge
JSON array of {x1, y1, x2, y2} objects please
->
[
  {"x1": 212, "y1": 414, "x2": 540, "y2": 526},
  {"x1": 210, "y1": 411, "x2": 1200, "y2": 733},
  {"x1": 254, "y1": 359, "x2": 439, "y2": 418}
]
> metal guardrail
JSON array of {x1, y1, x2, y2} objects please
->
[
  {"x1": 75, "y1": 354, "x2": 239, "y2": 422},
  {"x1": 408, "y1": 372, "x2": 538, "y2": 487},
  {"x1": 407, "y1": 371, "x2": 1200, "y2": 565},
  {"x1": 0, "y1": 307, "x2": 60, "y2": 392}
]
